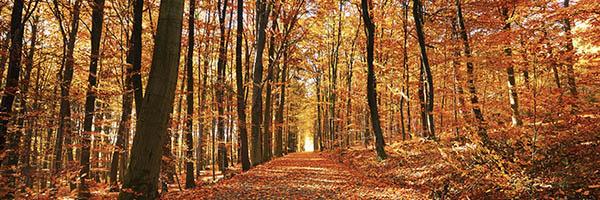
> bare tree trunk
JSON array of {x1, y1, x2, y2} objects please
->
[
  {"x1": 263, "y1": 2, "x2": 281, "y2": 162},
  {"x1": 250, "y1": 0, "x2": 271, "y2": 166},
  {"x1": 362, "y1": 0, "x2": 386, "y2": 160},
  {"x1": 184, "y1": 0, "x2": 196, "y2": 189},
  {"x1": 118, "y1": 0, "x2": 185, "y2": 197},
  {"x1": 455, "y1": 0, "x2": 489, "y2": 144},
  {"x1": 19, "y1": 16, "x2": 39, "y2": 188},
  {"x1": 216, "y1": 0, "x2": 229, "y2": 171},
  {"x1": 0, "y1": 3, "x2": 25, "y2": 195},
  {"x1": 234, "y1": 0, "x2": 249, "y2": 168},
  {"x1": 562, "y1": 0, "x2": 578, "y2": 109},
  {"x1": 79, "y1": 0, "x2": 105, "y2": 196},
  {"x1": 413, "y1": 0, "x2": 435, "y2": 138},
  {"x1": 501, "y1": 7, "x2": 522, "y2": 127}
]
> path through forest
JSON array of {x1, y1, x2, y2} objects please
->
[{"x1": 165, "y1": 152, "x2": 423, "y2": 199}]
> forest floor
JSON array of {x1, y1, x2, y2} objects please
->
[{"x1": 163, "y1": 152, "x2": 424, "y2": 199}]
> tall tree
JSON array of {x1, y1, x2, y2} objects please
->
[
  {"x1": 184, "y1": 0, "x2": 196, "y2": 189},
  {"x1": 501, "y1": 7, "x2": 522, "y2": 127},
  {"x1": 412, "y1": 0, "x2": 435, "y2": 138},
  {"x1": 79, "y1": 0, "x2": 105, "y2": 196},
  {"x1": 361, "y1": 0, "x2": 386, "y2": 160},
  {"x1": 110, "y1": 0, "x2": 144, "y2": 188},
  {"x1": 20, "y1": 16, "x2": 39, "y2": 188},
  {"x1": 118, "y1": 0, "x2": 185, "y2": 197},
  {"x1": 235, "y1": 0, "x2": 251, "y2": 171},
  {"x1": 562, "y1": 0, "x2": 578, "y2": 106},
  {"x1": 263, "y1": 1, "x2": 281, "y2": 161},
  {"x1": 216, "y1": 0, "x2": 229, "y2": 171},
  {"x1": 250, "y1": 0, "x2": 271, "y2": 166},
  {"x1": 0, "y1": 0, "x2": 25, "y2": 196},
  {"x1": 455, "y1": 0, "x2": 489, "y2": 145},
  {"x1": 53, "y1": 0, "x2": 82, "y2": 175}
]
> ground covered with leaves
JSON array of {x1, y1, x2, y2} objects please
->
[
  {"x1": 164, "y1": 152, "x2": 423, "y2": 199},
  {"x1": 324, "y1": 114, "x2": 600, "y2": 199}
]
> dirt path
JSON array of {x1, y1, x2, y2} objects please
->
[{"x1": 165, "y1": 152, "x2": 419, "y2": 199}]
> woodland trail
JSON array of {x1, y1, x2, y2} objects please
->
[{"x1": 165, "y1": 152, "x2": 421, "y2": 199}]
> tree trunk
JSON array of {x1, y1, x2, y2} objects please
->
[
  {"x1": 54, "y1": 0, "x2": 81, "y2": 176},
  {"x1": 79, "y1": 0, "x2": 105, "y2": 197},
  {"x1": 274, "y1": 50, "x2": 287, "y2": 157},
  {"x1": 413, "y1": 0, "x2": 435, "y2": 138},
  {"x1": 362, "y1": 0, "x2": 386, "y2": 160},
  {"x1": 216, "y1": 0, "x2": 229, "y2": 171},
  {"x1": 263, "y1": 3, "x2": 281, "y2": 162},
  {"x1": 235, "y1": 0, "x2": 251, "y2": 171},
  {"x1": 501, "y1": 8, "x2": 522, "y2": 127},
  {"x1": 455, "y1": 0, "x2": 489, "y2": 144},
  {"x1": 117, "y1": 0, "x2": 185, "y2": 197},
  {"x1": 250, "y1": 0, "x2": 270, "y2": 166},
  {"x1": 183, "y1": 0, "x2": 196, "y2": 189},
  {"x1": 20, "y1": 17, "x2": 39, "y2": 188},
  {"x1": 562, "y1": 0, "x2": 578, "y2": 108},
  {"x1": 0, "y1": 3, "x2": 24, "y2": 192}
]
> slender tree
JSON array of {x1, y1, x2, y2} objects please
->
[
  {"x1": 53, "y1": 0, "x2": 82, "y2": 175},
  {"x1": 251, "y1": 0, "x2": 271, "y2": 166},
  {"x1": 501, "y1": 7, "x2": 522, "y2": 126},
  {"x1": 184, "y1": 0, "x2": 196, "y2": 188},
  {"x1": 216, "y1": 0, "x2": 229, "y2": 171},
  {"x1": 361, "y1": 0, "x2": 386, "y2": 160},
  {"x1": 235, "y1": 0, "x2": 251, "y2": 171},
  {"x1": 79, "y1": 0, "x2": 105, "y2": 196},
  {"x1": 0, "y1": 0, "x2": 25, "y2": 197},
  {"x1": 412, "y1": 0, "x2": 435, "y2": 138},
  {"x1": 455, "y1": 0, "x2": 489, "y2": 144}
]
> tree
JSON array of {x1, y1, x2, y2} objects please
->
[
  {"x1": 184, "y1": 0, "x2": 196, "y2": 188},
  {"x1": 454, "y1": 0, "x2": 489, "y2": 145},
  {"x1": 235, "y1": 0, "x2": 251, "y2": 171},
  {"x1": 412, "y1": 0, "x2": 435, "y2": 138},
  {"x1": 0, "y1": 0, "x2": 25, "y2": 197},
  {"x1": 216, "y1": 0, "x2": 229, "y2": 171},
  {"x1": 79, "y1": 0, "x2": 105, "y2": 197},
  {"x1": 110, "y1": 0, "x2": 144, "y2": 189},
  {"x1": 52, "y1": 0, "x2": 82, "y2": 177},
  {"x1": 361, "y1": 0, "x2": 386, "y2": 160},
  {"x1": 501, "y1": 7, "x2": 523, "y2": 127},
  {"x1": 251, "y1": 0, "x2": 271, "y2": 166},
  {"x1": 118, "y1": 0, "x2": 185, "y2": 197}
]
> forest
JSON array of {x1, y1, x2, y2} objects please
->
[{"x1": 0, "y1": 0, "x2": 599, "y2": 198}]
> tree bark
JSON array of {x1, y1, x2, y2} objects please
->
[
  {"x1": 20, "y1": 16, "x2": 39, "y2": 188},
  {"x1": 0, "y1": 0, "x2": 24, "y2": 176},
  {"x1": 413, "y1": 0, "x2": 435, "y2": 138},
  {"x1": 501, "y1": 7, "x2": 522, "y2": 127},
  {"x1": 361, "y1": 0, "x2": 386, "y2": 160},
  {"x1": 455, "y1": 0, "x2": 489, "y2": 144},
  {"x1": 79, "y1": 0, "x2": 105, "y2": 197},
  {"x1": 118, "y1": 0, "x2": 185, "y2": 197},
  {"x1": 250, "y1": 0, "x2": 270, "y2": 166},
  {"x1": 54, "y1": 0, "x2": 81, "y2": 176},
  {"x1": 216, "y1": 0, "x2": 229, "y2": 171},
  {"x1": 562, "y1": 0, "x2": 578, "y2": 107},
  {"x1": 235, "y1": 0, "x2": 251, "y2": 171},
  {"x1": 184, "y1": 0, "x2": 196, "y2": 189}
]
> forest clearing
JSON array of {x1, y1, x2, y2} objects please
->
[{"x1": 0, "y1": 0, "x2": 599, "y2": 199}]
